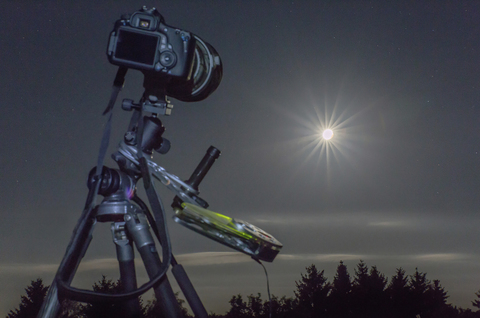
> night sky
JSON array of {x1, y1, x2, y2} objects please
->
[{"x1": 1, "y1": 1, "x2": 480, "y2": 315}]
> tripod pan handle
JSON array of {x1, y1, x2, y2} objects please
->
[{"x1": 186, "y1": 146, "x2": 221, "y2": 191}]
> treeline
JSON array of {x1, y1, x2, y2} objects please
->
[
  {"x1": 223, "y1": 261, "x2": 480, "y2": 318},
  {"x1": 6, "y1": 276, "x2": 188, "y2": 318},
  {"x1": 7, "y1": 261, "x2": 480, "y2": 318}
]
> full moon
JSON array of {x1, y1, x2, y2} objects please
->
[{"x1": 322, "y1": 129, "x2": 334, "y2": 140}]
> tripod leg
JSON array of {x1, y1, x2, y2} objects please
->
[
  {"x1": 112, "y1": 222, "x2": 142, "y2": 317},
  {"x1": 37, "y1": 213, "x2": 96, "y2": 318},
  {"x1": 37, "y1": 280, "x2": 62, "y2": 318},
  {"x1": 172, "y1": 263, "x2": 208, "y2": 318},
  {"x1": 125, "y1": 211, "x2": 183, "y2": 318}
]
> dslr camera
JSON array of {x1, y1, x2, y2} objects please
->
[{"x1": 107, "y1": 7, "x2": 222, "y2": 101}]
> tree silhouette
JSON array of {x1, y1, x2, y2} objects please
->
[
  {"x1": 409, "y1": 267, "x2": 430, "y2": 317},
  {"x1": 268, "y1": 295, "x2": 296, "y2": 318},
  {"x1": 76, "y1": 275, "x2": 134, "y2": 318},
  {"x1": 457, "y1": 307, "x2": 480, "y2": 318},
  {"x1": 9, "y1": 263, "x2": 480, "y2": 318},
  {"x1": 369, "y1": 266, "x2": 389, "y2": 316},
  {"x1": 246, "y1": 294, "x2": 263, "y2": 317},
  {"x1": 7, "y1": 278, "x2": 48, "y2": 318},
  {"x1": 350, "y1": 260, "x2": 369, "y2": 317},
  {"x1": 387, "y1": 267, "x2": 413, "y2": 318},
  {"x1": 350, "y1": 258, "x2": 369, "y2": 316},
  {"x1": 224, "y1": 294, "x2": 295, "y2": 318},
  {"x1": 225, "y1": 294, "x2": 249, "y2": 318},
  {"x1": 294, "y1": 264, "x2": 330, "y2": 318},
  {"x1": 218, "y1": 261, "x2": 479, "y2": 318},
  {"x1": 423, "y1": 279, "x2": 450, "y2": 318},
  {"x1": 328, "y1": 260, "x2": 352, "y2": 318},
  {"x1": 351, "y1": 261, "x2": 388, "y2": 318},
  {"x1": 473, "y1": 289, "x2": 480, "y2": 310},
  {"x1": 143, "y1": 291, "x2": 190, "y2": 318},
  {"x1": 331, "y1": 261, "x2": 352, "y2": 296},
  {"x1": 58, "y1": 299, "x2": 82, "y2": 318}
]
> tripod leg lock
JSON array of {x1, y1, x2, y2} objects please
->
[
  {"x1": 124, "y1": 212, "x2": 155, "y2": 250},
  {"x1": 112, "y1": 222, "x2": 136, "y2": 263}
]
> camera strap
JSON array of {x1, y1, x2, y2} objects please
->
[
  {"x1": 54, "y1": 66, "x2": 128, "y2": 301},
  {"x1": 96, "y1": 66, "x2": 128, "y2": 178},
  {"x1": 73, "y1": 65, "x2": 128, "y2": 235}
]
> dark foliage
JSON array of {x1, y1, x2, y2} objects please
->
[
  {"x1": 222, "y1": 261, "x2": 480, "y2": 318},
  {"x1": 8, "y1": 262, "x2": 480, "y2": 318},
  {"x1": 5, "y1": 276, "x2": 189, "y2": 318},
  {"x1": 458, "y1": 308, "x2": 480, "y2": 318},
  {"x1": 143, "y1": 292, "x2": 190, "y2": 318},
  {"x1": 473, "y1": 290, "x2": 480, "y2": 310},
  {"x1": 7, "y1": 279, "x2": 48, "y2": 318},
  {"x1": 387, "y1": 267, "x2": 411, "y2": 318},
  {"x1": 328, "y1": 260, "x2": 352, "y2": 318},
  {"x1": 294, "y1": 264, "x2": 330, "y2": 317},
  {"x1": 351, "y1": 262, "x2": 389, "y2": 318},
  {"x1": 76, "y1": 275, "x2": 134, "y2": 318},
  {"x1": 224, "y1": 294, "x2": 296, "y2": 318}
]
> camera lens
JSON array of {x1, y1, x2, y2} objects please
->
[
  {"x1": 160, "y1": 51, "x2": 176, "y2": 68},
  {"x1": 165, "y1": 35, "x2": 222, "y2": 102},
  {"x1": 189, "y1": 37, "x2": 222, "y2": 99}
]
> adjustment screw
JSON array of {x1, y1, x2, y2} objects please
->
[
  {"x1": 124, "y1": 131, "x2": 136, "y2": 144},
  {"x1": 122, "y1": 99, "x2": 135, "y2": 111},
  {"x1": 148, "y1": 95, "x2": 158, "y2": 103}
]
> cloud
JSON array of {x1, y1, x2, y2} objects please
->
[
  {"x1": 0, "y1": 252, "x2": 356, "y2": 275},
  {"x1": 175, "y1": 252, "x2": 252, "y2": 265},
  {"x1": 252, "y1": 212, "x2": 414, "y2": 229},
  {"x1": 0, "y1": 252, "x2": 253, "y2": 275},
  {"x1": 275, "y1": 253, "x2": 478, "y2": 264},
  {"x1": 367, "y1": 221, "x2": 408, "y2": 227},
  {"x1": 411, "y1": 253, "x2": 469, "y2": 262},
  {"x1": 0, "y1": 259, "x2": 120, "y2": 275},
  {"x1": 0, "y1": 263, "x2": 59, "y2": 275},
  {"x1": 253, "y1": 210, "x2": 480, "y2": 231},
  {"x1": 277, "y1": 253, "x2": 365, "y2": 262},
  {"x1": 0, "y1": 252, "x2": 475, "y2": 276},
  {"x1": 76, "y1": 258, "x2": 119, "y2": 271}
]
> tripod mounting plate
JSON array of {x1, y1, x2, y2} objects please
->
[
  {"x1": 174, "y1": 203, "x2": 283, "y2": 262},
  {"x1": 95, "y1": 200, "x2": 138, "y2": 222}
]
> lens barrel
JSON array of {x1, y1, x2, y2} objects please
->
[{"x1": 165, "y1": 35, "x2": 223, "y2": 102}]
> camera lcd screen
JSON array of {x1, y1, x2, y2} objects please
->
[{"x1": 115, "y1": 29, "x2": 159, "y2": 66}]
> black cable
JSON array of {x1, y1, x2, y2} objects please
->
[
  {"x1": 253, "y1": 258, "x2": 272, "y2": 318},
  {"x1": 132, "y1": 195, "x2": 159, "y2": 239},
  {"x1": 132, "y1": 195, "x2": 179, "y2": 267}
]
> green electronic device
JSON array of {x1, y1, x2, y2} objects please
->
[{"x1": 174, "y1": 203, "x2": 283, "y2": 262}]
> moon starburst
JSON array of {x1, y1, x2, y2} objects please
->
[
  {"x1": 283, "y1": 88, "x2": 368, "y2": 184},
  {"x1": 322, "y1": 129, "x2": 334, "y2": 140}
]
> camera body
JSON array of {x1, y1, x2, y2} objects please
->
[
  {"x1": 107, "y1": 7, "x2": 196, "y2": 80},
  {"x1": 107, "y1": 7, "x2": 222, "y2": 102}
]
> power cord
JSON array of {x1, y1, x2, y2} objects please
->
[{"x1": 253, "y1": 257, "x2": 272, "y2": 318}]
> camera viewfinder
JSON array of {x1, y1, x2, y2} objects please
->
[{"x1": 139, "y1": 19, "x2": 150, "y2": 28}]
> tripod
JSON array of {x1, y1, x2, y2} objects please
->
[{"x1": 37, "y1": 88, "x2": 220, "y2": 318}]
